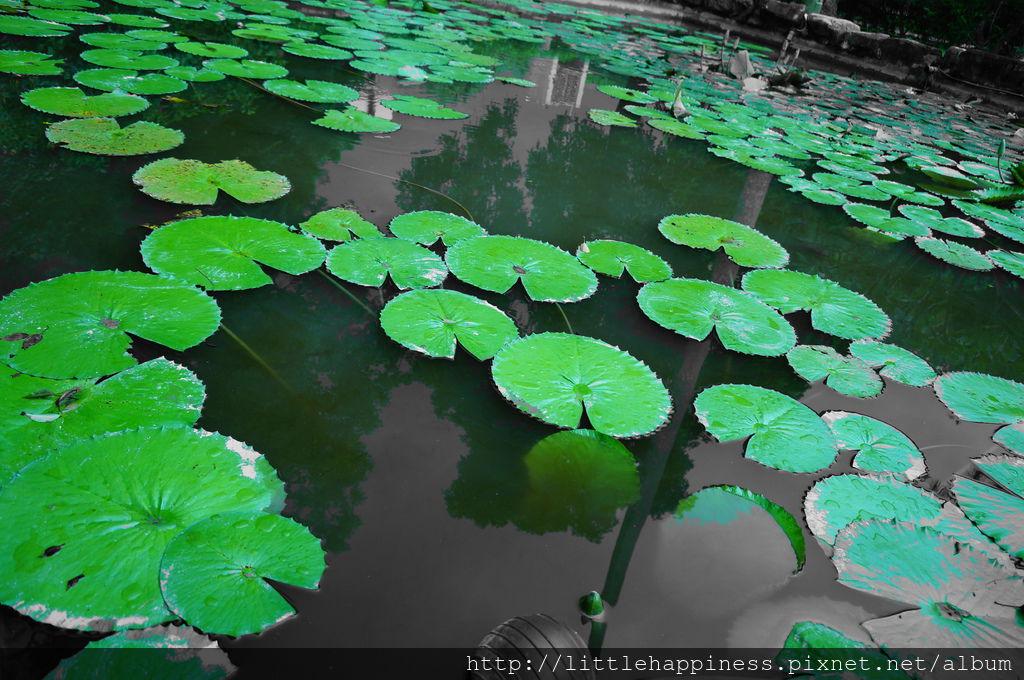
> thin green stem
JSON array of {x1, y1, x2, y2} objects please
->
[
  {"x1": 337, "y1": 162, "x2": 475, "y2": 222},
  {"x1": 555, "y1": 302, "x2": 574, "y2": 334},
  {"x1": 218, "y1": 322, "x2": 292, "y2": 392},
  {"x1": 317, "y1": 268, "x2": 375, "y2": 317},
  {"x1": 237, "y1": 76, "x2": 320, "y2": 113}
]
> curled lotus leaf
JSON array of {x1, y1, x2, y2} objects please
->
[
  {"x1": 312, "y1": 107, "x2": 401, "y2": 133},
  {"x1": 261, "y1": 78, "x2": 358, "y2": 103},
  {"x1": 79, "y1": 48, "x2": 177, "y2": 70},
  {"x1": 848, "y1": 340, "x2": 936, "y2": 387},
  {"x1": 742, "y1": 269, "x2": 892, "y2": 341},
  {"x1": 0, "y1": 270, "x2": 220, "y2": 379},
  {"x1": 587, "y1": 109, "x2": 636, "y2": 128},
  {"x1": 45, "y1": 118, "x2": 183, "y2": 156},
  {"x1": 446, "y1": 235, "x2": 598, "y2": 303},
  {"x1": 299, "y1": 208, "x2": 381, "y2": 241},
  {"x1": 994, "y1": 423, "x2": 1024, "y2": 455},
  {"x1": 379, "y1": 289, "x2": 518, "y2": 360},
  {"x1": 490, "y1": 332, "x2": 671, "y2": 438},
  {"x1": 389, "y1": 210, "x2": 484, "y2": 246},
  {"x1": 914, "y1": 237, "x2": 993, "y2": 271},
  {"x1": 202, "y1": 58, "x2": 288, "y2": 79},
  {"x1": 0, "y1": 427, "x2": 284, "y2": 632},
  {"x1": 920, "y1": 165, "x2": 980, "y2": 189},
  {"x1": 657, "y1": 213, "x2": 788, "y2": 268},
  {"x1": 576, "y1": 240, "x2": 671, "y2": 282},
  {"x1": 988, "y1": 249, "x2": 1024, "y2": 279},
  {"x1": 953, "y1": 470, "x2": 1024, "y2": 560},
  {"x1": 822, "y1": 411, "x2": 925, "y2": 480},
  {"x1": 694, "y1": 384, "x2": 837, "y2": 473},
  {"x1": 21, "y1": 86, "x2": 148, "y2": 117},
  {"x1": 74, "y1": 68, "x2": 186, "y2": 95},
  {"x1": 141, "y1": 215, "x2": 325, "y2": 291},
  {"x1": 638, "y1": 278, "x2": 795, "y2": 356},
  {"x1": 0, "y1": 50, "x2": 63, "y2": 76},
  {"x1": 160, "y1": 512, "x2": 325, "y2": 637},
  {"x1": 326, "y1": 238, "x2": 447, "y2": 289},
  {"x1": 933, "y1": 372, "x2": 1024, "y2": 424},
  {"x1": 380, "y1": 95, "x2": 468, "y2": 119},
  {"x1": 174, "y1": 41, "x2": 247, "y2": 58},
  {"x1": 786, "y1": 345, "x2": 882, "y2": 398},
  {"x1": 132, "y1": 158, "x2": 291, "y2": 205}
]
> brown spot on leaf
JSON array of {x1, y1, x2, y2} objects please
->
[
  {"x1": 100, "y1": 318, "x2": 120, "y2": 330},
  {"x1": 41, "y1": 545, "x2": 63, "y2": 558},
  {"x1": 66, "y1": 574, "x2": 84, "y2": 590},
  {"x1": 512, "y1": 265, "x2": 527, "y2": 275},
  {"x1": 4, "y1": 333, "x2": 43, "y2": 349}
]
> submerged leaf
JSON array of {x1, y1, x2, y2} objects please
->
[
  {"x1": 326, "y1": 238, "x2": 446, "y2": 289},
  {"x1": 786, "y1": 345, "x2": 882, "y2": 397},
  {"x1": 823, "y1": 412, "x2": 925, "y2": 480},
  {"x1": 132, "y1": 158, "x2": 290, "y2": 205},
  {"x1": 658, "y1": 213, "x2": 788, "y2": 268},
  {"x1": 848, "y1": 341, "x2": 936, "y2": 387},
  {"x1": 576, "y1": 240, "x2": 671, "y2": 282},
  {"x1": 388, "y1": 210, "x2": 483, "y2": 246},
  {"x1": 46, "y1": 118, "x2": 183, "y2": 156},
  {"x1": 299, "y1": 208, "x2": 380, "y2": 241}
]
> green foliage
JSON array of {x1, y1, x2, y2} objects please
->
[
  {"x1": 46, "y1": 118, "x2": 183, "y2": 156},
  {"x1": 132, "y1": 159, "x2": 291, "y2": 205}
]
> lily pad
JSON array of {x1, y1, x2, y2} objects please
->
[
  {"x1": 299, "y1": 208, "x2": 380, "y2": 241},
  {"x1": 74, "y1": 68, "x2": 186, "y2": 95},
  {"x1": 326, "y1": 238, "x2": 447, "y2": 289},
  {"x1": 160, "y1": 512, "x2": 324, "y2": 636},
  {"x1": 0, "y1": 14, "x2": 73, "y2": 36},
  {"x1": 596, "y1": 84, "x2": 657, "y2": 103},
  {"x1": 132, "y1": 158, "x2": 290, "y2": 205},
  {"x1": 388, "y1": 210, "x2": 484, "y2": 246},
  {"x1": 312, "y1": 107, "x2": 401, "y2": 134},
  {"x1": 0, "y1": 50, "x2": 63, "y2": 76},
  {"x1": 994, "y1": 423, "x2": 1024, "y2": 455},
  {"x1": 638, "y1": 278, "x2": 795, "y2": 356},
  {"x1": 46, "y1": 118, "x2": 183, "y2": 156},
  {"x1": 914, "y1": 237, "x2": 993, "y2": 271},
  {"x1": 141, "y1": 215, "x2": 325, "y2": 291},
  {"x1": 0, "y1": 270, "x2": 220, "y2": 379},
  {"x1": 0, "y1": 428, "x2": 284, "y2": 631},
  {"x1": 262, "y1": 78, "x2": 358, "y2": 103},
  {"x1": 175, "y1": 41, "x2": 247, "y2": 58},
  {"x1": 203, "y1": 58, "x2": 288, "y2": 79},
  {"x1": 647, "y1": 118, "x2": 704, "y2": 139},
  {"x1": 694, "y1": 384, "x2": 837, "y2": 473},
  {"x1": 988, "y1": 250, "x2": 1024, "y2": 278},
  {"x1": 587, "y1": 109, "x2": 636, "y2": 128},
  {"x1": 379, "y1": 289, "x2": 518, "y2": 360},
  {"x1": 933, "y1": 371, "x2": 1024, "y2": 424},
  {"x1": 21, "y1": 87, "x2": 148, "y2": 117},
  {"x1": 446, "y1": 235, "x2": 598, "y2": 303},
  {"x1": 822, "y1": 411, "x2": 925, "y2": 480},
  {"x1": 786, "y1": 345, "x2": 882, "y2": 398},
  {"x1": 576, "y1": 240, "x2": 671, "y2": 282},
  {"x1": 380, "y1": 94, "x2": 468, "y2": 119},
  {"x1": 162, "y1": 66, "x2": 224, "y2": 82},
  {"x1": 490, "y1": 332, "x2": 671, "y2": 438},
  {"x1": 742, "y1": 269, "x2": 892, "y2": 341},
  {"x1": 952, "y1": 475, "x2": 1024, "y2": 560},
  {"x1": 80, "y1": 48, "x2": 177, "y2": 70},
  {"x1": 497, "y1": 76, "x2": 535, "y2": 87},
  {"x1": 933, "y1": 217, "x2": 984, "y2": 238},
  {"x1": 281, "y1": 41, "x2": 352, "y2": 60},
  {"x1": 657, "y1": 213, "x2": 788, "y2": 268},
  {"x1": 848, "y1": 340, "x2": 936, "y2": 386}
]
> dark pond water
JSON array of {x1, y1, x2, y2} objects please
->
[{"x1": 2, "y1": 3, "x2": 1023, "y2": 671}]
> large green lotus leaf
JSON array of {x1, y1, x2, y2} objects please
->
[
  {"x1": 389, "y1": 210, "x2": 484, "y2": 246},
  {"x1": 742, "y1": 269, "x2": 891, "y2": 341},
  {"x1": 1, "y1": 359, "x2": 204, "y2": 486},
  {"x1": 141, "y1": 215, "x2": 325, "y2": 291},
  {"x1": 638, "y1": 278, "x2": 795, "y2": 356},
  {"x1": 326, "y1": 238, "x2": 446, "y2": 289},
  {"x1": 822, "y1": 411, "x2": 925, "y2": 481},
  {"x1": 299, "y1": 208, "x2": 380, "y2": 242},
  {"x1": 202, "y1": 58, "x2": 287, "y2": 79},
  {"x1": 994, "y1": 423, "x2": 1024, "y2": 455},
  {"x1": 80, "y1": 48, "x2": 177, "y2": 70},
  {"x1": 281, "y1": 41, "x2": 352, "y2": 60},
  {"x1": 312, "y1": 107, "x2": 401, "y2": 133},
  {"x1": 0, "y1": 428, "x2": 284, "y2": 631},
  {"x1": 920, "y1": 165, "x2": 980, "y2": 189},
  {"x1": 786, "y1": 345, "x2": 882, "y2": 397},
  {"x1": 657, "y1": 213, "x2": 788, "y2": 268},
  {"x1": 445, "y1": 235, "x2": 598, "y2": 303},
  {"x1": 595, "y1": 84, "x2": 657, "y2": 103},
  {"x1": 934, "y1": 372, "x2": 1024, "y2": 424},
  {"x1": 262, "y1": 78, "x2": 358, "y2": 103},
  {"x1": 490, "y1": 333, "x2": 671, "y2": 438},
  {"x1": 132, "y1": 158, "x2": 290, "y2": 205},
  {"x1": 974, "y1": 454, "x2": 1024, "y2": 497},
  {"x1": 914, "y1": 237, "x2": 993, "y2": 271},
  {"x1": 160, "y1": 512, "x2": 324, "y2": 636},
  {"x1": 587, "y1": 109, "x2": 636, "y2": 128},
  {"x1": 380, "y1": 94, "x2": 468, "y2": 119},
  {"x1": 21, "y1": 87, "x2": 148, "y2": 118},
  {"x1": 45, "y1": 118, "x2": 183, "y2": 156},
  {"x1": 74, "y1": 68, "x2": 186, "y2": 95},
  {"x1": 27, "y1": 7, "x2": 106, "y2": 23},
  {"x1": 79, "y1": 32, "x2": 166, "y2": 50},
  {"x1": 954, "y1": 199, "x2": 1022, "y2": 227},
  {"x1": 0, "y1": 14, "x2": 73, "y2": 36},
  {"x1": 513, "y1": 429, "x2": 639, "y2": 541},
  {"x1": 0, "y1": 50, "x2": 63, "y2": 76},
  {"x1": 576, "y1": 239, "x2": 671, "y2": 282},
  {"x1": 125, "y1": 29, "x2": 186, "y2": 43},
  {"x1": 776, "y1": 622, "x2": 906, "y2": 680},
  {"x1": 676, "y1": 485, "x2": 805, "y2": 572},
  {"x1": 933, "y1": 217, "x2": 984, "y2": 238},
  {"x1": 0, "y1": 271, "x2": 220, "y2": 379},
  {"x1": 989, "y1": 249, "x2": 1024, "y2": 279},
  {"x1": 693, "y1": 384, "x2": 837, "y2": 473},
  {"x1": 952, "y1": 476, "x2": 1024, "y2": 559},
  {"x1": 174, "y1": 40, "x2": 247, "y2": 58},
  {"x1": 848, "y1": 340, "x2": 936, "y2": 387},
  {"x1": 647, "y1": 117, "x2": 705, "y2": 140},
  {"x1": 379, "y1": 289, "x2": 518, "y2": 360}
]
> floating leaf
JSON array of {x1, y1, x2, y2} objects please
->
[
  {"x1": 742, "y1": 269, "x2": 891, "y2": 341},
  {"x1": 0, "y1": 14, "x2": 72, "y2": 36},
  {"x1": 497, "y1": 76, "x2": 535, "y2": 87},
  {"x1": 261, "y1": 78, "x2": 358, "y2": 103},
  {"x1": 576, "y1": 240, "x2": 671, "y2": 282},
  {"x1": 312, "y1": 107, "x2": 401, "y2": 133},
  {"x1": 657, "y1": 213, "x2": 788, "y2": 268},
  {"x1": 638, "y1": 278, "x2": 795, "y2": 356},
  {"x1": 203, "y1": 58, "x2": 287, "y2": 79},
  {"x1": 79, "y1": 32, "x2": 165, "y2": 50},
  {"x1": 80, "y1": 48, "x2": 177, "y2": 70},
  {"x1": 587, "y1": 109, "x2": 636, "y2": 127},
  {"x1": 491, "y1": 332, "x2": 671, "y2": 438},
  {"x1": 281, "y1": 41, "x2": 352, "y2": 60},
  {"x1": 74, "y1": 68, "x2": 186, "y2": 95},
  {"x1": 389, "y1": 210, "x2": 483, "y2": 246},
  {"x1": 175, "y1": 41, "x2": 247, "y2": 58},
  {"x1": 0, "y1": 270, "x2": 220, "y2": 379},
  {"x1": 596, "y1": 84, "x2": 657, "y2": 103},
  {"x1": 988, "y1": 250, "x2": 1024, "y2": 279},
  {"x1": 694, "y1": 384, "x2": 837, "y2": 473},
  {"x1": 160, "y1": 512, "x2": 324, "y2": 636},
  {"x1": 822, "y1": 411, "x2": 925, "y2": 480},
  {"x1": 379, "y1": 289, "x2": 518, "y2": 360},
  {"x1": 299, "y1": 208, "x2": 380, "y2": 241},
  {"x1": 0, "y1": 428, "x2": 284, "y2": 631},
  {"x1": 380, "y1": 94, "x2": 468, "y2": 119},
  {"x1": 934, "y1": 372, "x2": 1024, "y2": 424},
  {"x1": 21, "y1": 86, "x2": 147, "y2": 117},
  {"x1": 647, "y1": 117, "x2": 704, "y2": 139},
  {"x1": 920, "y1": 165, "x2": 979, "y2": 189},
  {"x1": 0, "y1": 49, "x2": 62, "y2": 76},
  {"x1": 162, "y1": 66, "x2": 224, "y2": 82},
  {"x1": 46, "y1": 118, "x2": 183, "y2": 156},
  {"x1": 914, "y1": 237, "x2": 993, "y2": 271},
  {"x1": 786, "y1": 345, "x2": 882, "y2": 397},
  {"x1": 132, "y1": 158, "x2": 290, "y2": 205},
  {"x1": 326, "y1": 238, "x2": 446, "y2": 289},
  {"x1": 994, "y1": 423, "x2": 1024, "y2": 455},
  {"x1": 446, "y1": 235, "x2": 598, "y2": 303},
  {"x1": 952, "y1": 475, "x2": 1024, "y2": 560},
  {"x1": 848, "y1": 340, "x2": 936, "y2": 387}
]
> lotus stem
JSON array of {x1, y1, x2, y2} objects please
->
[
  {"x1": 555, "y1": 302, "x2": 574, "y2": 334},
  {"x1": 337, "y1": 162, "x2": 475, "y2": 222},
  {"x1": 316, "y1": 269, "x2": 375, "y2": 317},
  {"x1": 218, "y1": 322, "x2": 293, "y2": 393},
  {"x1": 236, "y1": 76, "x2": 319, "y2": 113}
]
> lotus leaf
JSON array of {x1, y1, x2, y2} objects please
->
[
  {"x1": 79, "y1": 33, "x2": 166, "y2": 50},
  {"x1": 0, "y1": 50, "x2": 62, "y2": 76},
  {"x1": 657, "y1": 213, "x2": 788, "y2": 268},
  {"x1": 380, "y1": 94, "x2": 468, "y2": 120},
  {"x1": 46, "y1": 118, "x2": 183, "y2": 156},
  {"x1": 920, "y1": 165, "x2": 980, "y2": 189},
  {"x1": 106, "y1": 13, "x2": 168, "y2": 27},
  {"x1": 873, "y1": 179, "x2": 915, "y2": 196},
  {"x1": 388, "y1": 210, "x2": 483, "y2": 246},
  {"x1": 595, "y1": 84, "x2": 657, "y2": 103},
  {"x1": 694, "y1": 384, "x2": 837, "y2": 473},
  {"x1": 312, "y1": 107, "x2": 401, "y2": 133},
  {"x1": 994, "y1": 423, "x2": 1024, "y2": 455},
  {"x1": 281, "y1": 41, "x2": 352, "y2": 59},
  {"x1": 490, "y1": 332, "x2": 671, "y2": 438},
  {"x1": 175, "y1": 41, "x2": 247, "y2": 58},
  {"x1": 262, "y1": 78, "x2": 358, "y2": 103},
  {"x1": 647, "y1": 118, "x2": 704, "y2": 139},
  {"x1": 933, "y1": 216, "x2": 984, "y2": 238},
  {"x1": 587, "y1": 109, "x2": 636, "y2": 127},
  {"x1": 74, "y1": 68, "x2": 186, "y2": 95},
  {"x1": 982, "y1": 215, "x2": 1024, "y2": 244},
  {"x1": 847, "y1": 340, "x2": 936, "y2": 386},
  {"x1": 326, "y1": 238, "x2": 446, "y2": 289},
  {"x1": 299, "y1": 208, "x2": 380, "y2": 242},
  {"x1": 988, "y1": 250, "x2": 1024, "y2": 279},
  {"x1": 933, "y1": 372, "x2": 1024, "y2": 424},
  {"x1": 132, "y1": 158, "x2": 290, "y2": 205},
  {"x1": 914, "y1": 237, "x2": 993, "y2": 271},
  {"x1": 576, "y1": 240, "x2": 671, "y2": 282},
  {"x1": 822, "y1": 411, "x2": 925, "y2": 480},
  {"x1": 162, "y1": 66, "x2": 224, "y2": 82},
  {"x1": 0, "y1": 14, "x2": 73, "y2": 36},
  {"x1": 80, "y1": 48, "x2": 178, "y2": 70},
  {"x1": 954, "y1": 199, "x2": 1022, "y2": 227},
  {"x1": 21, "y1": 87, "x2": 148, "y2": 118},
  {"x1": 801, "y1": 189, "x2": 847, "y2": 206},
  {"x1": 497, "y1": 76, "x2": 535, "y2": 87},
  {"x1": 125, "y1": 28, "x2": 185, "y2": 42},
  {"x1": 203, "y1": 58, "x2": 288, "y2": 79},
  {"x1": 953, "y1": 474, "x2": 1024, "y2": 559},
  {"x1": 786, "y1": 345, "x2": 882, "y2": 397},
  {"x1": 0, "y1": 270, "x2": 220, "y2": 379}
]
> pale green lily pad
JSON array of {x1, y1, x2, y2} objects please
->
[
  {"x1": 0, "y1": 50, "x2": 63, "y2": 76},
  {"x1": 326, "y1": 238, "x2": 446, "y2": 289},
  {"x1": 141, "y1": 215, "x2": 325, "y2": 291},
  {"x1": 132, "y1": 158, "x2": 290, "y2": 205},
  {"x1": 163, "y1": 66, "x2": 224, "y2": 82},
  {"x1": 491, "y1": 332, "x2": 671, "y2": 438},
  {"x1": 175, "y1": 41, "x2": 248, "y2": 58},
  {"x1": 822, "y1": 411, "x2": 925, "y2": 480},
  {"x1": 79, "y1": 32, "x2": 165, "y2": 50},
  {"x1": 933, "y1": 217, "x2": 984, "y2": 238},
  {"x1": 988, "y1": 250, "x2": 1024, "y2": 278},
  {"x1": 80, "y1": 48, "x2": 177, "y2": 70},
  {"x1": 299, "y1": 208, "x2": 380, "y2": 241},
  {"x1": 647, "y1": 118, "x2": 705, "y2": 139},
  {"x1": 389, "y1": 210, "x2": 483, "y2": 246},
  {"x1": 587, "y1": 109, "x2": 636, "y2": 127},
  {"x1": 0, "y1": 14, "x2": 73, "y2": 36},
  {"x1": 21, "y1": 87, "x2": 148, "y2": 117},
  {"x1": 0, "y1": 271, "x2": 220, "y2": 379},
  {"x1": 786, "y1": 345, "x2": 882, "y2": 397},
  {"x1": 262, "y1": 78, "x2": 358, "y2": 103},
  {"x1": 848, "y1": 341, "x2": 936, "y2": 387},
  {"x1": 160, "y1": 512, "x2": 324, "y2": 637},
  {"x1": 282, "y1": 41, "x2": 352, "y2": 59},
  {"x1": 657, "y1": 213, "x2": 788, "y2": 268},
  {"x1": 0, "y1": 427, "x2": 284, "y2": 631},
  {"x1": 914, "y1": 237, "x2": 993, "y2": 271},
  {"x1": 576, "y1": 240, "x2": 671, "y2": 282},
  {"x1": 203, "y1": 58, "x2": 287, "y2": 79},
  {"x1": 800, "y1": 189, "x2": 847, "y2": 206},
  {"x1": 46, "y1": 118, "x2": 183, "y2": 156},
  {"x1": 638, "y1": 278, "x2": 795, "y2": 356},
  {"x1": 742, "y1": 269, "x2": 892, "y2": 341},
  {"x1": 379, "y1": 289, "x2": 518, "y2": 360},
  {"x1": 694, "y1": 384, "x2": 837, "y2": 473},
  {"x1": 994, "y1": 423, "x2": 1024, "y2": 454},
  {"x1": 1, "y1": 359, "x2": 204, "y2": 486},
  {"x1": 74, "y1": 68, "x2": 187, "y2": 95},
  {"x1": 446, "y1": 235, "x2": 598, "y2": 303},
  {"x1": 934, "y1": 371, "x2": 1024, "y2": 424},
  {"x1": 312, "y1": 107, "x2": 401, "y2": 133},
  {"x1": 380, "y1": 95, "x2": 468, "y2": 119},
  {"x1": 952, "y1": 476, "x2": 1024, "y2": 560}
]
